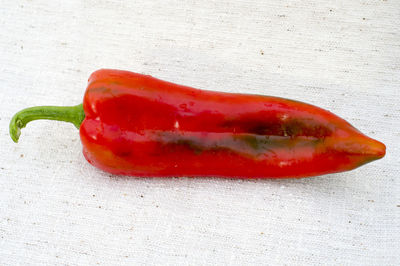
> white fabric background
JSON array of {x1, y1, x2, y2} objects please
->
[{"x1": 1, "y1": 0, "x2": 399, "y2": 265}]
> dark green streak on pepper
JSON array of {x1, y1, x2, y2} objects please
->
[
  {"x1": 221, "y1": 116, "x2": 333, "y2": 138},
  {"x1": 175, "y1": 139, "x2": 204, "y2": 155},
  {"x1": 154, "y1": 131, "x2": 321, "y2": 158}
]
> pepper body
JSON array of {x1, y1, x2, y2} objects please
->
[{"x1": 78, "y1": 69, "x2": 385, "y2": 178}]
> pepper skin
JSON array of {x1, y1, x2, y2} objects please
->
[{"x1": 10, "y1": 69, "x2": 385, "y2": 178}]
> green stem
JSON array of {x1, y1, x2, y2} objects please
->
[{"x1": 9, "y1": 104, "x2": 85, "y2": 143}]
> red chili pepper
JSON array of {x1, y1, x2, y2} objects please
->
[{"x1": 9, "y1": 69, "x2": 385, "y2": 178}]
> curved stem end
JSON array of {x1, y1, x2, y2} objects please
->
[
  {"x1": 9, "y1": 104, "x2": 84, "y2": 143},
  {"x1": 9, "y1": 115, "x2": 22, "y2": 143}
]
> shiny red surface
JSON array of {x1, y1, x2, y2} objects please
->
[{"x1": 80, "y1": 69, "x2": 385, "y2": 178}]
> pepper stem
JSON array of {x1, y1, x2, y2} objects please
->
[{"x1": 9, "y1": 104, "x2": 85, "y2": 143}]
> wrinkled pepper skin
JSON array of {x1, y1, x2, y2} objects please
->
[{"x1": 78, "y1": 69, "x2": 385, "y2": 178}]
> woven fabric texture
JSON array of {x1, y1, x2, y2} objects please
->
[{"x1": 1, "y1": 0, "x2": 399, "y2": 265}]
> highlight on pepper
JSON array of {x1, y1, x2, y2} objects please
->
[{"x1": 9, "y1": 69, "x2": 386, "y2": 178}]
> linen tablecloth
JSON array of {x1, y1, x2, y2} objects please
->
[{"x1": 1, "y1": 1, "x2": 399, "y2": 265}]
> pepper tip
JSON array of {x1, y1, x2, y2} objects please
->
[{"x1": 372, "y1": 139, "x2": 386, "y2": 159}]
